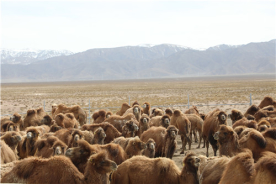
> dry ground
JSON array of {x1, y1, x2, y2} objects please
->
[{"x1": 1, "y1": 74, "x2": 275, "y2": 169}]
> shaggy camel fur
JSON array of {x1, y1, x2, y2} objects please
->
[
  {"x1": 116, "y1": 102, "x2": 131, "y2": 116},
  {"x1": 36, "y1": 107, "x2": 47, "y2": 121},
  {"x1": 257, "y1": 119, "x2": 271, "y2": 132},
  {"x1": 138, "y1": 114, "x2": 150, "y2": 136},
  {"x1": 213, "y1": 125, "x2": 242, "y2": 157},
  {"x1": 254, "y1": 109, "x2": 276, "y2": 122},
  {"x1": 176, "y1": 114, "x2": 192, "y2": 153},
  {"x1": 233, "y1": 126, "x2": 248, "y2": 138},
  {"x1": 65, "y1": 140, "x2": 127, "y2": 173},
  {"x1": 1, "y1": 121, "x2": 19, "y2": 132},
  {"x1": 141, "y1": 138, "x2": 156, "y2": 158},
  {"x1": 49, "y1": 123, "x2": 63, "y2": 132},
  {"x1": 1, "y1": 152, "x2": 117, "y2": 184},
  {"x1": 140, "y1": 125, "x2": 178, "y2": 159},
  {"x1": 70, "y1": 129, "x2": 84, "y2": 147},
  {"x1": 150, "y1": 115, "x2": 171, "y2": 128},
  {"x1": 228, "y1": 109, "x2": 244, "y2": 125},
  {"x1": 123, "y1": 105, "x2": 142, "y2": 122},
  {"x1": 121, "y1": 120, "x2": 139, "y2": 138},
  {"x1": 41, "y1": 114, "x2": 54, "y2": 126},
  {"x1": 54, "y1": 113, "x2": 79, "y2": 129},
  {"x1": 104, "y1": 113, "x2": 137, "y2": 132},
  {"x1": 23, "y1": 109, "x2": 43, "y2": 128},
  {"x1": 253, "y1": 151, "x2": 276, "y2": 184},
  {"x1": 142, "y1": 102, "x2": 151, "y2": 116},
  {"x1": 218, "y1": 151, "x2": 255, "y2": 184},
  {"x1": 1, "y1": 131, "x2": 22, "y2": 159},
  {"x1": 232, "y1": 118, "x2": 258, "y2": 129},
  {"x1": 258, "y1": 96, "x2": 276, "y2": 108},
  {"x1": 53, "y1": 129, "x2": 75, "y2": 146},
  {"x1": 261, "y1": 128, "x2": 276, "y2": 154},
  {"x1": 112, "y1": 136, "x2": 146, "y2": 158},
  {"x1": 53, "y1": 104, "x2": 87, "y2": 126},
  {"x1": 92, "y1": 127, "x2": 106, "y2": 145},
  {"x1": 244, "y1": 105, "x2": 260, "y2": 118},
  {"x1": 165, "y1": 108, "x2": 173, "y2": 117},
  {"x1": 202, "y1": 109, "x2": 227, "y2": 157},
  {"x1": 150, "y1": 108, "x2": 164, "y2": 118},
  {"x1": 263, "y1": 117, "x2": 276, "y2": 127},
  {"x1": 34, "y1": 136, "x2": 67, "y2": 158},
  {"x1": 238, "y1": 128, "x2": 267, "y2": 161},
  {"x1": 92, "y1": 110, "x2": 108, "y2": 124},
  {"x1": 10, "y1": 113, "x2": 24, "y2": 131},
  {"x1": 185, "y1": 114, "x2": 204, "y2": 148},
  {"x1": 261, "y1": 105, "x2": 275, "y2": 111},
  {"x1": 51, "y1": 103, "x2": 57, "y2": 117},
  {"x1": 198, "y1": 156, "x2": 231, "y2": 184},
  {"x1": 185, "y1": 106, "x2": 200, "y2": 116},
  {"x1": 1, "y1": 140, "x2": 17, "y2": 164},
  {"x1": 81, "y1": 122, "x2": 122, "y2": 143},
  {"x1": 17, "y1": 127, "x2": 41, "y2": 159},
  {"x1": 111, "y1": 152, "x2": 200, "y2": 184},
  {"x1": 170, "y1": 109, "x2": 182, "y2": 127}
]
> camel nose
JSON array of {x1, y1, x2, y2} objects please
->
[{"x1": 65, "y1": 148, "x2": 73, "y2": 156}]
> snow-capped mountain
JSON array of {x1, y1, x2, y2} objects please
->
[
  {"x1": 1, "y1": 49, "x2": 74, "y2": 65},
  {"x1": 207, "y1": 44, "x2": 243, "y2": 51}
]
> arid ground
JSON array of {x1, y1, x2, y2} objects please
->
[{"x1": 1, "y1": 74, "x2": 275, "y2": 169}]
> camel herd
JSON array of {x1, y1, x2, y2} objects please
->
[{"x1": 0, "y1": 96, "x2": 276, "y2": 184}]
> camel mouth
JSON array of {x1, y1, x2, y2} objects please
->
[
  {"x1": 134, "y1": 125, "x2": 139, "y2": 131},
  {"x1": 221, "y1": 115, "x2": 226, "y2": 121},
  {"x1": 171, "y1": 131, "x2": 176, "y2": 138},
  {"x1": 149, "y1": 143, "x2": 155, "y2": 150},
  {"x1": 55, "y1": 147, "x2": 62, "y2": 155},
  {"x1": 9, "y1": 127, "x2": 14, "y2": 131},
  {"x1": 213, "y1": 132, "x2": 219, "y2": 140},
  {"x1": 27, "y1": 132, "x2": 33, "y2": 139},
  {"x1": 106, "y1": 115, "x2": 111, "y2": 118},
  {"x1": 133, "y1": 107, "x2": 139, "y2": 114},
  {"x1": 143, "y1": 118, "x2": 147, "y2": 123},
  {"x1": 143, "y1": 104, "x2": 147, "y2": 108},
  {"x1": 16, "y1": 135, "x2": 22, "y2": 141},
  {"x1": 65, "y1": 148, "x2": 73, "y2": 156},
  {"x1": 102, "y1": 133, "x2": 106, "y2": 138},
  {"x1": 111, "y1": 162, "x2": 118, "y2": 171}
]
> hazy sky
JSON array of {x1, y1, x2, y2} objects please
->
[{"x1": 1, "y1": 0, "x2": 275, "y2": 52}]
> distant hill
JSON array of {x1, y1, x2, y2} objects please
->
[
  {"x1": 1, "y1": 49, "x2": 74, "y2": 65},
  {"x1": 1, "y1": 40, "x2": 275, "y2": 82}
]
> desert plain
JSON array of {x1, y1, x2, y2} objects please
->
[{"x1": 1, "y1": 74, "x2": 276, "y2": 168}]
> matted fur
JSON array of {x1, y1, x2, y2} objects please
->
[
  {"x1": 23, "y1": 109, "x2": 42, "y2": 128},
  {"x1": 184, "y1": 106, "x2": 200, "y2": 116},
  {"x1": 150, "y1": 108, "x2": 164, "y2": 118},
  {"x1": 150, "y1": 115, "x2": 171, "y2": 128},
  {"x1": 1, "y1": 131, "x2": 22, "y2": 159},
  {"x1": 41, "y1": 115, "x2": 54, "y2": 126},
  {"x1": 92, "y1": 128, "x2": 105, "y2": 145}
]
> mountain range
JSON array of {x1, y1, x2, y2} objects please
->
[{"x1": 1, "y1": 40, "x2": 275, "y2": 83}]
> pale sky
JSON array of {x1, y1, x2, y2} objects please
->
[{"x1": 1, "y1": 0, "x2": 275, "y2": 52}]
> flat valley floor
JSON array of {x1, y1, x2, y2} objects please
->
[{"x1": 1, "y1": 74, "x2": 276, "y2": 168}]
